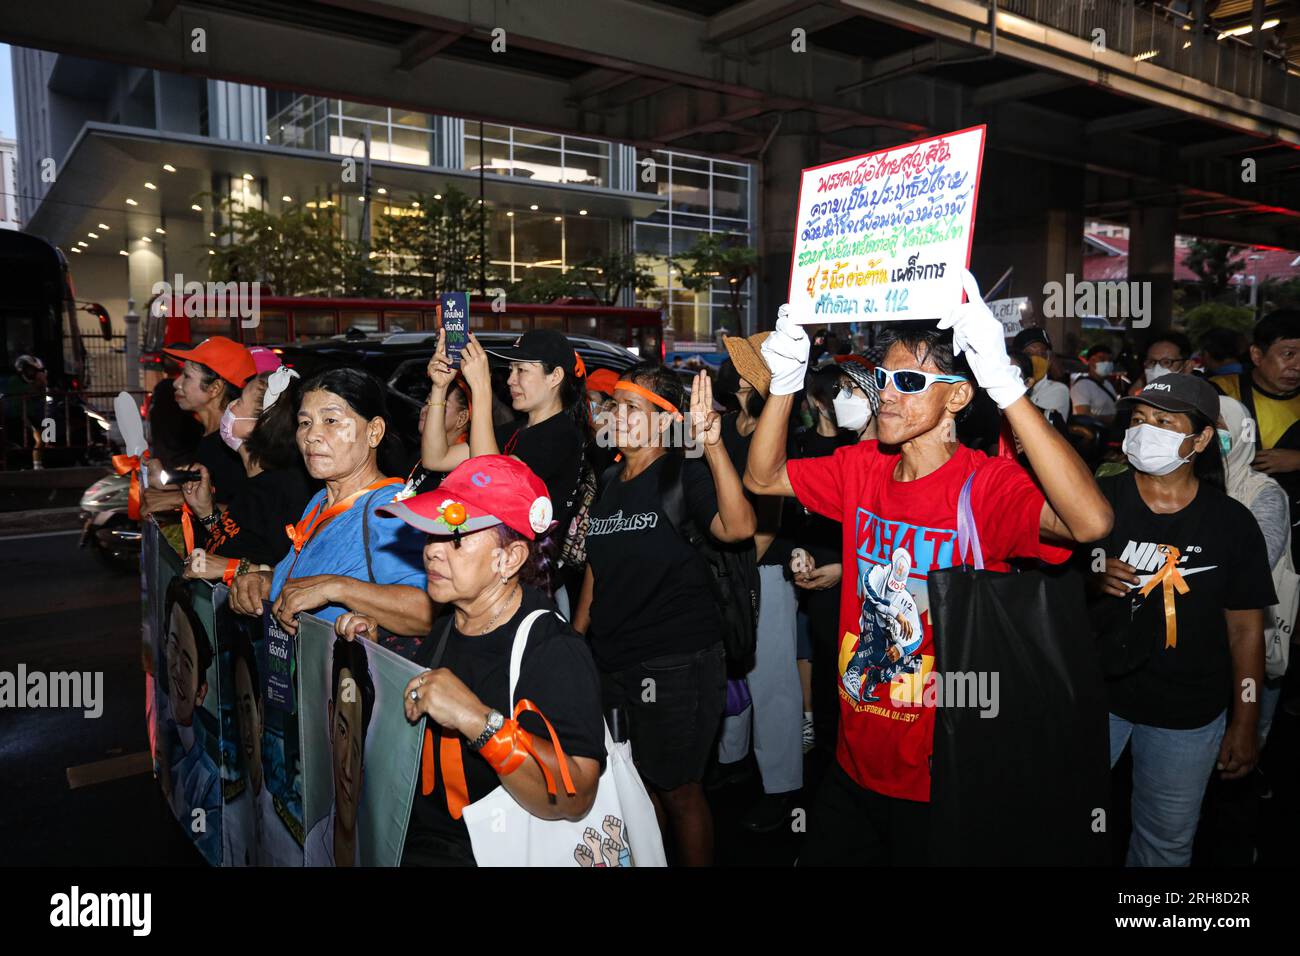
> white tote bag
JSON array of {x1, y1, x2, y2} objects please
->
[{"x1": 461, "y1": 610, "x2": 667, "y2": 867}]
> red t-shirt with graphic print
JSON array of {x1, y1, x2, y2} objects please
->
[{"x1": 787, "y1": 440, "x2": 1071, "y2": 802}]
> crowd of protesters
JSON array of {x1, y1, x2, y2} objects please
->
[{"x1": 132, "y1": 280, "x2": 1299, "y2": 868}]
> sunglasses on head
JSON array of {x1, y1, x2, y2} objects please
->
[{"x1": 874, "y1": 366, "x2": 967, "y2": 395}]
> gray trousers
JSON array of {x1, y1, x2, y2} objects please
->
[{"x1": 717, "y1": 563, "x2": 803, "y2": 794}]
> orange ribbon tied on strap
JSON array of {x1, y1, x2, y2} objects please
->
[
  {"x1": 478, "y1": 699, "x2": 578, "y2": 799},
  {"x1": 111, "y1": 453, "x2": 146, "y2": 520},
  {"x1": 1138, "y1": 544, "x2": 1190, "y2": 649}
]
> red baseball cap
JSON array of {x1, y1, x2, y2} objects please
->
[
  {"x1": 378, "y1": 455, "x2": 556, "y2": 540},
  {"x1": 163, "y1": 336, "x2": 256, "y2": 387}
]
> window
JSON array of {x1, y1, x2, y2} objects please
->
[{"x1": 293, "y1": 312, "x2": 337, "y2": 341}]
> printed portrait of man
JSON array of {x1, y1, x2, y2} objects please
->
[
  {"x1": 159, "y1": 576, "x2": 222, "y2": 861},
  {"x1": 843, "y1": 547, "x2": 924, "y2": 704},
  {"x1": 224, "y1": 624, "x2": 303, "y2": 866},
  {"x1": 304, "y1": 636, "x2": 375, "y2": 867}
]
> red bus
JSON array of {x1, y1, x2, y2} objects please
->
[{"x1": 142, "y1": 295, "x2": 664, "y2": 376}]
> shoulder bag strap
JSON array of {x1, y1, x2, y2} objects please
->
[
  {"x1": 506, "y1": 609, "x2": 553, "y2": 711},
  {"x1": 361, "y1": 489, "x2": 376, "y2": 583},
  {"x1": 956, "y1": 471, "x2": 985, "y2": 570}
]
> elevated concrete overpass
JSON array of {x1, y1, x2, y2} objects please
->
[{"x1": 7, "y1": 0, "x2": 1300, "y2": 335}]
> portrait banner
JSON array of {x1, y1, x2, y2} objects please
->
[{"x1": 298, "y1": 614, "x2": 424, "y2": 867}]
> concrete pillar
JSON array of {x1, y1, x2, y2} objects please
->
[
  {"x1": 969, "y1": 147, "x2": 1084, "y2": 352},
  {"x1": 124, "y1": 298, "x2": 140, "y2": 390},
  {"x1": 127, "y1": 239, "x2": 165, "y2": 319},
  {"x1": 757, "y1": 114, "x2": 820, "y2": 332},
  {"x1": 1128, "y1": 202, "x2": 1177, "y2": 333}
]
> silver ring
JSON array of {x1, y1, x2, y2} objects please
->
[{"x1": 409, "y1": 689, "x2": 419, "y2": 701}]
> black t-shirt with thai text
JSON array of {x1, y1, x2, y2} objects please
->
[
  {"x1": 585, "y1": 454, "x2": 722, "y2": 671},
  {"x1": 1092, "y1": 470, "x2": 1276, "y2": 729},
  {"x1": 495, "y1": 412, "x2": 585, "y2": 535},
  {"x1": 194, "y1": 430, "x2": 249, "y2": 506},
  {"x1": 403, "y1": 586, "x2": 605, "y2": 866}
]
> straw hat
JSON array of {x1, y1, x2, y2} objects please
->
[{"x1": 722, "y1": 331, "x2": 773, "y2": 397}]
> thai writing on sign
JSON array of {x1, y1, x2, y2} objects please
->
[{"x1": 789, "y1": 125, "x2": 986, "y2": 325}]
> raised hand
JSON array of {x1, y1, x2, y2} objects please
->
[
  {"x1": 426, "y1": 329, "x2": 456, "y2": 392},
  {"x1": 690, "y1": 370, "x2": 721, "y2": 447},
  {"x1": 760, "y1": 304, "x2": 810, "y2": 395}
]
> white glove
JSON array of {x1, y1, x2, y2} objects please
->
[
  {"x1": 936, "y1": 269, "x2": 1026, "y2": 410},
  {"x1": 761, "y1": 304, "x2": 810, "y2": 396}
]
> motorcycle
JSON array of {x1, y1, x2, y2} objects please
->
[{"x1": 79, "y1": 472, "x2": 140, "y2": 571}]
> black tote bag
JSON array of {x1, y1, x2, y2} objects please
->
[{"x1": 926, "y1": 473, "x2": 1110, "y2": 865}]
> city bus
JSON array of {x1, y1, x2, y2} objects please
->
[
  {"x1": 141, "y1": 294, "x2": 665, "y2": 375},
  {"x1": 0, "y1": 230, "x2": 88, "y2": 387}
]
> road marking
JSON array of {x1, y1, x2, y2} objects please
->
[
  {"x1": 0, "y1": 529, "x2": 83, "y2": 542},
  {"x1": 66, "y1": 751, "x2": 153, "y2": 790}
]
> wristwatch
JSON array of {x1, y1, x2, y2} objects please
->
[{"x1": 468, "y1": 709, "x2": 505, "y2": 751}]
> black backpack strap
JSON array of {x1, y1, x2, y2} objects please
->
[
  {"x1": 416, "y1": 614, "x2": 455, "y2": 670},
  {"x1": 657, "y1": 452, "x2": 689, "y2": 540},
  {"x1": 361, "y1": 490, "x2": 376, "y2": 583},
  {"x1": 1237, "y1": 370, "x2": 1258, "y2": 422}
]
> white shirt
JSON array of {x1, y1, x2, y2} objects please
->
[
  {"x1": 1069, "y1": 376, "x2": 1118, "y2": 418},
  {"x1": 1030, "y1": 377, "x2": 1071, "y2": 423},
  {"x1": 304, "y1": 804, "x2": 361, "y2": 867}
]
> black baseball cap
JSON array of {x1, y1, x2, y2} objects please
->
[
  {"x1": 1012, "y1": 327, "x2": 1052, "y2": 352},
  {"x1": 1118, "y1": 373, "x2": 1220, "y2": 423},
  {"x1": 1084, "y1": 344, "x2": 1113, "y2": 359},
  {"x1": 485, "y1": 329, "x2": 580, "y2": 377}
]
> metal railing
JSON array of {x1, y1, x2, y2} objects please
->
[
  {"x1": 998, "y1": 0, "x2": 1298, "y2": 113},
  {"x1": 1, "y1": 387, "x2": 144, "y2": 470}
]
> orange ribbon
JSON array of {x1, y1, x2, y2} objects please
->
[
  {"x1": 1138, "y1": 545, "x2": 1190, "y2": 649},
  {"x1": 111, "y1": 453, "x2": 146, "y2": 520},
  {"x1": 613, "y1": 380, "x2": 683, "y2": 422},
  {"x1": 573, "y1": 351, "x2": 587, "y2": 378},
  {"x1": 284, "y1": 478, "x2": 403, "y2": 555},
  {"x1": 181, "y1": 504, "x2": 196, "y2": 555},
  {"x1": 478, "y1": 699, "x2": 578, "y2": 798}
]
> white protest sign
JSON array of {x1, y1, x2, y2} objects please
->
[
  {"x1": 989, "y1": 297, "x2": 1028, "y2": 338},
  {"x1": 788, "y1": 125, "x2": 986, "y2": 325}
]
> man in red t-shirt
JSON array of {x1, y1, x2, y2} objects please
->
[{"x1": 745, "y1": 270, "x2": 1113, "y2": 864}]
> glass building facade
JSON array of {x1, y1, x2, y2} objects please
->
[{"x1": 264, "y1": 94, "x2": 756, "y2": 340}]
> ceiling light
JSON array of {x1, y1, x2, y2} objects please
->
[
  {"x1": 282, "y1": 195, "x2": 293, "y2": 202},
  {"x1": 155, "y1": 227, "x2": 166, "y2": 235},
  {"x1": 71, "y1": 247, "x2": 81, "y2": 253},
  {"x1": 506, "y1": 211, "x2": 514, "y2": 217},
  {"x1": 98, "y1": 223, "x2": 110, "y2": 230},
  {"x1": 579, "y1": 209, "x2": 588, "y2": 215},
  {"x1": 1219, "y1": 19, "x2": 1278, "y2": 39},
  {"x1": 144, "y1": 182, "x2": 157, "y2": 190},
  {"x1": 163, "y1": 163, "x2": 176, "y2": 172},
  {"x1": 530, "y1": 204, "x2": 539, "y2": 211},
  {"x1": 434, "y1": 193, "x2": 442, "y2": 200},
  {"x1": 125, "y1": 198, "x2": 138, "y2": 206},
  {"x1": 76, "y1": 241, "x2": 87, "y2": 247},
  {"x1": 192, "y1": 204, "x2": 202, "y2": 212},
  {"x1": 141, "y1": 236, "x2": 152, "y2": 243},
  {"x1": 554, "y1": 216, "x2": 562, "y2": 222},
  {"x1": 88, "y1": 232, "x2": 99, "y2": 239},
  {"x1": 243, "y1": 173, "x2": 254, "y2": 181},
  {"x1": 377, "y1": 187, "x2": 387, "y2": 195},
  {"x1": 412, "y1": 201, "x2": 420, "y2": 208},
  {"x1": 119, "y1": 250, "x2": 128, "y2": 257},
  {"x1": 208, "y1": 249, "x2": 215, "y2": 255},
  {"x1": 209, "y1": 231, "x2": 216, "y2": 238}
]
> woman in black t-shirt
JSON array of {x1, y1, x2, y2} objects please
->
[
  {"x1": 337, "y1": 455, "x2": 605, "y2": 866},
  {"x1": 1088, "y1": 374, "x2": 1274, "y2": 867},
  {"x1": 421, "y1": 329, "x2": 589, "y2": 605},
  {"x1": 180, "y1": 369, "x2": 316, "y2": 578},
  {"x1": 573, "y1": 362, "x2": 756, "y2": 866}
]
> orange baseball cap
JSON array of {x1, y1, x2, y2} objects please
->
[{"x1": 163, "y1": 336, "x2": 256, "y2": 387}]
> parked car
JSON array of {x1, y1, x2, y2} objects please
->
[{"x1": 272, "y1": 330, "x2": 641, "y2": 461}]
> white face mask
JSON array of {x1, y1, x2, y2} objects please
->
[
  {"x1": 1146, "y1": 363, "x2": 1172, "y2": 382},
  {"x1": 1123, "y1": 422, "x2": 1193, "y2": 476},
  {"x1": 1093, "y1": 361, "x2": 1114, "y2": 377},
  {"x1": 219, "y1": 404, "x2": 257, "y2": 452},
  {"x1": 833, "y1": 393, "x2": 872, "y2": 432}
]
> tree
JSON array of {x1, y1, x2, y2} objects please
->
[
  {"x1": 1183, "y1": 239, "x2": 1247, "y2": 301},
  {"x1": 672, "y1": 232, "x2": 758, "y2": 327},
  {"x1": 205, "y1": 194, "x2": 369, "y2": 296},
  {"x1": 372, "y1": 186, "x2": 490, "y2": 298},
  {"x1": 1180, "y1": 302, "x2": 1255, "y2": 345},
  {"x1": 509, "y1": 252, "x2": 655, "y2": 306}
]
